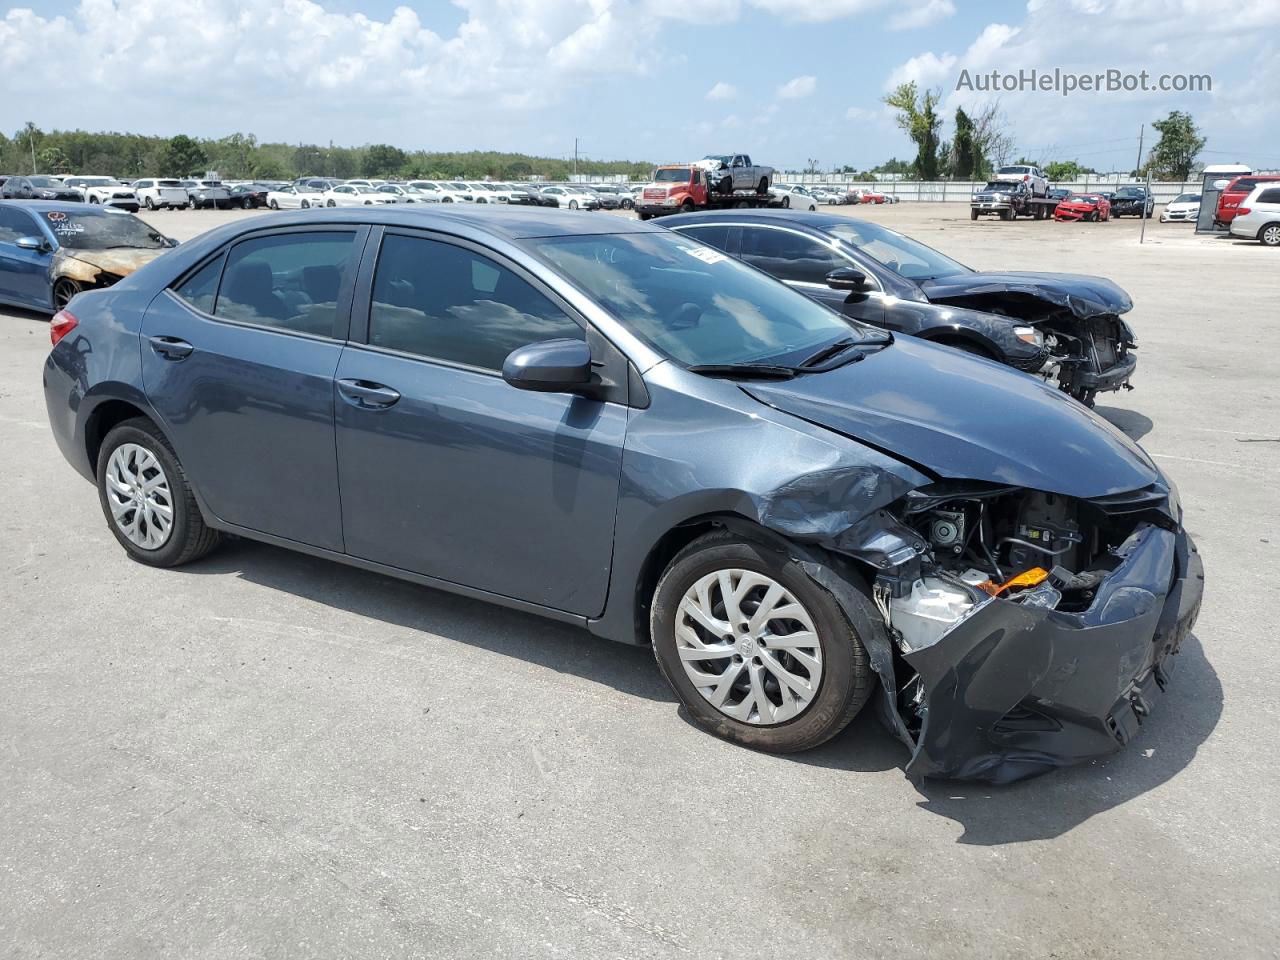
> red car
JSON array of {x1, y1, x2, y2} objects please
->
[
  {"x1": 1216, "y1": 175, "x2": 1280, "y2": 227},
  {"x1": 1054, "y1": 193, "x2": 1111, "y2": 222}
]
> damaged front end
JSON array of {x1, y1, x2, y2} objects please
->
[
  {"x1": 921, "y1": 274, "x2": 1138, "y2": 406},
  {"x1": 836, "y1": 481, "x2": 1203, "y2": 783}
]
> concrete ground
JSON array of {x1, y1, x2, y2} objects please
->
[{"x1": 1, "y1": 202, "x2": 1277, "y2": 959}]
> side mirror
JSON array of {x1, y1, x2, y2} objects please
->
[
  {"x1": 16, "y1": 236, "x2": 49, "y2": 253},
  {"x1": 502, "y1": 338, "x2": 593, "y2": 394},
  {"x1": 826, "y1": 267, "x2": 867, "y2": 290}
]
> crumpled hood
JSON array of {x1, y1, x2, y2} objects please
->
[
  {"x1": 921, "y1": 270, "x2": 1133, "y2": 319},
  {"x1": 743, "y1": 335, "x2": 1159, "y2": 499},
  {"x1": 54, "y1": 248, "x2": 167, "y2": 282}
]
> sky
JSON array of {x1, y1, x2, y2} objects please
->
[{"x1": 1, "y1": 0, "x2": 1276, "y2": 171}]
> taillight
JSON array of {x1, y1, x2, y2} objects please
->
[
  {"x1": 50, "y1": 309, "x2": 78, "y2": 347},
  {"x1": 1237, "y1": 207, "x2": 1251, "y2": 217}
]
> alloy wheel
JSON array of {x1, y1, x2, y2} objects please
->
[
  {"x1": 674, "y1": 569, "x2": 823, "y2": 725},
  {"x1": 1261, "y1": 225, "x2": 1280, "y2": 247},
  {"x1": 104, "y1": 443, "x2": 174, "y2": 550}
]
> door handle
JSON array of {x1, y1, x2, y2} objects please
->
[
  {"x1": 148, "y1": 336, "x2": 194, "y2": 360},
  {"x1": 337, "y1": 379, "x2": 401, "y2": 409}
]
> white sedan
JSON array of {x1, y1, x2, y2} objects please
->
[
  {"x1": 1160, "y1": 193, "x2": 1201, "y2": 223},
  {"x1": 771, "y1": 184, "x2": 819, "y2": 211},
  {"x1": 266, "y1": 185, "x2": 325, "y2": 210},
  {"x1": 63, "y1": 176, "x2": 140, "y2": 210},
  {"x1": 323, "y1": 184, "x2": 396, "y2": 207},
  {"x1": 407, "y1": 181, "x2": 467, "y2": 203}
]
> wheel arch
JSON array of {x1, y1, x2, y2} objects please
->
[{"x1": 83, "y1": 394, "x2": 158, "y2": 475}]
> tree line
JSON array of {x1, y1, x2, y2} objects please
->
[
  {"x1": 0, "y1": 125, "x2": 657, "y2": 182},
  {"x1": 880, "y1": 85, "x2": 1207, "y2": 182}
]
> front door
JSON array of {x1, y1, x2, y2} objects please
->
[
  {"x1": 0, "y1": 206, "x2": 51, "y2": 310},
  {"x1": 333, "y1": 230, "x2": 627, "y2": 616},
  {"x1": 140, "y1": 226, "x2": 366, "y2": 551}
]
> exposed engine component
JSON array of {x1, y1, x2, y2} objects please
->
[
  {"x1": 928, "y1": 509, "x2": 966, "y2": 555},
  {"x1": 888, "y1": 576, "x2": 983, "y2": 652}
]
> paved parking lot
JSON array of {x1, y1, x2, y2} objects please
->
[{"x1": 2, "y1": 202, "x2": 1277, "y2": 959}]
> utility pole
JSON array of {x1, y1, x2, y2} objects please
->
[
  {"x1": 573, "y1": 138, "x2": 579, "y2": 180},
  {"x1": 1135, "y1": 125, "x2": 1145, "y2": 176}
]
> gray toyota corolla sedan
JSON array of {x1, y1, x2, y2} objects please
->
[{"x1": 42, "y1": 207, "x2": 1203, "y2": 782}]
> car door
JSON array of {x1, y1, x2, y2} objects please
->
[
  {"x1": 0, "y1": 206, "x2": 52, "y2": 309},
  {"x1": 735, "y1": 224, "x2": 886, "y2": 327},
  {"x1": 140, "y1": 226, "x2": 367, "y2": 551},
  {"x1": 332, "y1": 228, "x2": 628, "y2": 616}
]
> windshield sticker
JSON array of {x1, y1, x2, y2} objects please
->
[
  {"x1": 45, "y1": 212, "x2": 85, "y2": 236},
  {"x1": 681, "y1": 246, "x2": 729, "y2": 265}
]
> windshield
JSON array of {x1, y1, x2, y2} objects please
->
[
  {"x1": 42, "y1": 210, "x2": 169, "y2": 250},
  {"x1": 652, "y1": 168, "x2": 691, "y2": 183},
  {"x1": 1070, "y1": 195, "x2": 1099, "y2": 204},
  {"x1": 527, "y1": 232, "x2": 874, "y2": 367},
  {"x1": 982, "y1": 181, "x2": 1020, "y2": 191},
  {"x1": 30, "y1": 177, "x2": 66, "y2": 188},
  {"x1": 1174, "y1": 194, "x2": 1200, "y2": 203},
  {"x1": 997, "y1": 166, "x2": 1028, "y2": 175},
  {"x1": 157, "y1": 180, "x2": 182, "y2": 187},
  {"x1": 825, "y1": 220, "x2": 969, "y2": 281},
  {"x1": 1115, "y1": 188, "x2": 1145, "y2": 198},
  {"x1": 81, "y1": 177, "x2": 117, "y2": 186}
]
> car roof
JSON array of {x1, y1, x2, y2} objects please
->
[
  {"x1": 214, "y1": 205, "x2": 661, "y2": 240},
  {"x1": 0, "y1": 199, "x2": 119, "y2": 215},
  {"x1": 659, "y1": 208, "x2": 868, "y2": 232}
]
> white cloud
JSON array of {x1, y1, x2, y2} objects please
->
[
  {"x1": 705, "y1": 81, "x2": 738, "y2": 101},
  {"x1": 845, "y1": 106, "x2": 878, "y2": 122},
  {"x1": 777, "y1": 75, "x2": 817, "y2": 99},
  {"x1": 885, "y1": 51, "x2": 956, "y2": 90},
  {"x1": 748, "y1": 0, "x2": 885, "y2": 23},
  {"x1": 887, "y1": 0, "x2": 955, "y2": 30}
]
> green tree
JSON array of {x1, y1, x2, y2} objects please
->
[
  {"x1": 950, "y1": 107, "x2": 979, "y2": 180},
  {"x1": 1043, "y1": 160, "x2": 1091, "y2": 181},
  {"x1": 161, "y1": 135, "x2": 208, "y2": 176},
  {"x1": 1146, "y1": 111, "x2": 1205, "y2": 181},
  {"x1": 363, "y1": 143, "x2": 407, "y2": 177},
  {"x1": 882, "y1": 82, "x2": 942, "y2": 180},
  {"x1": 37, "y1": 145, "x2": 71, "y2": 173}
]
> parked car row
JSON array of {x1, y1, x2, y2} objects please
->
[{"x1": 34, "y1": 202, "x2": 1202, "y2": 783}]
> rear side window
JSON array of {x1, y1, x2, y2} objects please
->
[
  {"x1": 1256, "y1": 188, "x2": 1280, "y2": 204},
  {"x1": 172, "y1": 254, "x2": 225, "y2": 313},
  {"x1": 368, "y1": 233, "x2": 582, "y2": 370},
  {"x1": 214, "y1": 231, "x2": 358, "y2": 337},
  {"x1": 739, "y1": 227, "x2": 844, "y2": 284}
]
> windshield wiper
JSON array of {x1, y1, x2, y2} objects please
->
[
  {"x1": 797, "y1": 334, "x2": 892, "y2": 369},
  {"x1": 798, "y1": 338, "x2": 858, "y2": 368},
  {"x1": 687, "y1": 363, "x2": 799, "y2": 380}
]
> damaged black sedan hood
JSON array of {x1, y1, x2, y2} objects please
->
[
  {"x1": 744, "y1": 335, "x2": 1159, "y2": 499},
  {"x1": 921, "y1": 271, "x2": 1133, "y2": 319}
]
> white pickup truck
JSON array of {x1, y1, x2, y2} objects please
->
[{"x1": 694, "y1": 154, "x2": 774, "y2": 195}]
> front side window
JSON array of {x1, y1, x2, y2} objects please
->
[
  {"x1": 672, "y1": 224, "x2": 733, "y2": 253},
  {"x1": 368, "y1": 234, "x2": 582, "y2": 370},
  {"x1": 825, "y1": 220, "x2": 969, "y2": 281},
  {"x1": 0, "y1": 207, "x2": 38, "y2": 244},
  {"x1": 738, "y1": 227, "x2": 844, "y2": 285},
  {"x1": 214, "y1": 231, "x2": 358, "y2": 337},
  {"x1": 528, "y1": 231, "x2": 870, "y2": 367}
]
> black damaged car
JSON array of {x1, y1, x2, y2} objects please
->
[
  {"x1": 666, "y1": 209, "x2": 1137, "y2": 405},
  {"x1": 1111, "y1": 186, "x2": 1155, "y2": 218}
]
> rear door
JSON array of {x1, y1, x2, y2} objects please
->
[
  {"x1": 140, "y1": 225, "x2": 367, "y2": 550},
  {"x1": 332, "y1": 228, "x2": 628, "y2": 616}
]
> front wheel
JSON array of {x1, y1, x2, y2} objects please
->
[
  {"x1": 781, "y1": 195, "x2": 791, "y2": 209},
  {"x1": 144, "y1": 197, "x2": 155, "y2": 210},
  {"x1": 569, "y1": 200, "x2": 578, "y2": 210},
  {"x1": 327, "y1": 199, "x2": 336, "y2": 207},
  {"x1": 96, "y1": 418, "x2": 221, "y2": 568},
  {"x1": 651, "y1": 531, "x2": 876, "y2": 753},
  {"x1": 52, "y1": 277, "x2": 81, "y2": 310},
  {"x1": 757, "y1": 177, "x2": 769, "y2": 195}
]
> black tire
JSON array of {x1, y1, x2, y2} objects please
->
[
  {"x1": 970, "y1": 209, "x2": 979, "y2": 220},
  {"x1": 781, "y1": 195, "x2": 791, "y2": 209},
  {"x1": 96, "y1": 418, "x2": 221, "y2": 568},
  {"x1": 719, "y1": 176, "x2": 733, "y2": 196},
  {"x1": 637, "y1": 211, "x2": 652, "y2": 221},
  {"x1": 757, "y1": 177, "x2": 769, "y2": 195},
  {"x1": 651, "y1": 530, "x2": 876, "y2": 753},
  {"x1": 680, "y1": 199, "x2": 695, "y2": 214},
  {"x1": 327, "y1": 199, "x2": 336, "y2": 207},
  {"x1": 52, "y1": 277, "x2": 81, "y2": 310},
  {"x1": 300, "y1": 200, "x2": 310, "y2": 209},
  {"x1": 269, "y1": 199, "x2": 279, "y2": 210},
  {"x1": 144, "y1": 196, "x2": 155, "y2": 210},
  {"x1": 1258, "y1": 223, "x2": 1280, "y2": 247}
]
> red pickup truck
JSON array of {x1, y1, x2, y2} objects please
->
[
  {"x1": 635, "y1": 164, "x2": 775, "y2": 220},
  {"x1": 1216, "y1": 175, "x2": 1280, "y2": 227}
]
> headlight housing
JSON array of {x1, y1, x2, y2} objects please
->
[{"x1": 1013, "y1": 325, "x2": 1044, "y2": 347}]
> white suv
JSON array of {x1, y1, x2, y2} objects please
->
[
  {"x1": 63, "y1": 176, "x2": 140, "y2": 211},
  {"x1": 995, "y1": 164, "x2": 1049, "y2": 198},
  {"x1": 1228, "y1": 183, "x2": 1280, "y2": 247},
  {"x1": 133, "y1": 178, "x2": 191, "y2": 210}
]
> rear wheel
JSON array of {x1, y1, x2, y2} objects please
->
[
  {"x1": 651, "y1": 531, "x2": 876, "y2": 753},
  {"x1": 757, "y1": 177, "x2": 769, "y2": 195},
  {"x1": 1259, "y1": 223, "x2": 1280, "y2": 247},
  {"x1": 680, "y1": 199, "x2": 695, "y2": 214},
  {"x1": 269, "y1": 199, "x2": 280, "y2": 210},
  {"x1": 96, "y1": 418, "x2": 221, "y2": 568},
  {"x1": 569, "y1": 199, "x2": 578, "y2": 210}
]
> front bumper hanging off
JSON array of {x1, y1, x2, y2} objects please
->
[{"x1": 804, "y1": 523, "x2": 1204, "y2": 783}]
